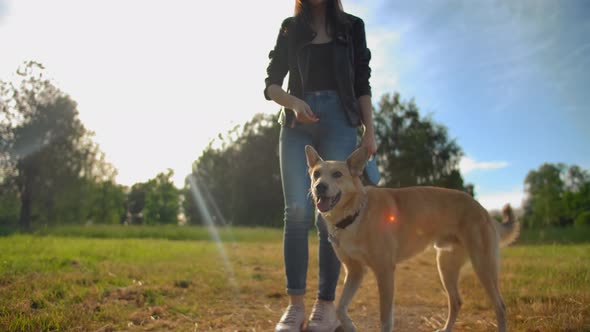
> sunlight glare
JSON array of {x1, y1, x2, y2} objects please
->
[
  {"x1": 0, "y1": 0, "x2": 293, "y2": 188},
  {"x1": 188, "y1": 174, "x2": 238, "y2": 291}
]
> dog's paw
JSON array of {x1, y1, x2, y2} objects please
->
[
  {"x1": 337, "y1": 311, "x2": 357, "y2": 332},
  {"x1": 339, "y1": 322, "x2": 357, "y2": 332}
]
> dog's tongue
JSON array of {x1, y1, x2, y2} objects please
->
[{"x1": 317, "y1": 197, "x2": 331, "y2": 213}]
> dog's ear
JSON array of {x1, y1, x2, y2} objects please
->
[
  {"x1": 346, "y1": 146, "x2": 369, "y2": 177},
  {"x1": 305, "y1": 145, "x2": 323, "y2": 168}
]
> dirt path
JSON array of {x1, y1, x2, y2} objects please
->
[
  {"x1": 115, "y1": 246, "x2": 501, "y2": 332},
  {"x1": 339, "y1": 248, "x2": 499, "y2": 332},
  {"x1": 241, "y1": 247, "x2": 499, "y2": 332}
]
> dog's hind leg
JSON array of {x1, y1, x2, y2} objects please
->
[
  {"x1": 435, "y1": 245, "x2": 467, "y2": 332},
  {"x1": 465, "y1": 228, "x2": 507, "y2": 332},
  {"x1": 337, "y1": 259, "x2": 365, "y2": 332}
]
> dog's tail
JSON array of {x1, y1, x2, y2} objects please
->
[{"x1": 494, "y1": 203, "x2": 520, "y2": 247}]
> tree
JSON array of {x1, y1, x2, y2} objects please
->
[
  {"x1": 127, "y1": 182, "x2": 147, "y2": 225},
  {"x1": 523, "y1": 163, "x2": 566, "y2": 227},
  {"x1": 125, "y1": 170, "x2": 180, "y2": 225},
  {"x1": 186, "y1": 113, "x2": 283, "y2": 227},
  {"x1": 0, "y1": 61, "x2": 117, "y2": 229},
  {"x1": 374, "y1": 93, "x2": 471, "y2": 192},
  {"x1": 143, "y1": 169, "x2": 180, "y2": 225},
  {"x1": 85, "y1": 179, "x2": 127, "y2": 224},
  {"x1": 562, "y1": 165, "x2": 590, "y2": 225},
  {"x1": 0, "y1": 186, "x2": 19, "y2": 227},
  {"x1": 574, "y1": 211, "x2": 590, "y2": 228},
  {"x1": 523, "y1": 163, "x2": 590, "y2": 228}
]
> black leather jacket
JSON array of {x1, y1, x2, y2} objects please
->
[{"x1": 264, "y1": 14, "x2": 372, "y2": 128}]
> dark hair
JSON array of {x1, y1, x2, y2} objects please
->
[{"x1": 294, "y1": 0, "x2": 346, "y2": 34}]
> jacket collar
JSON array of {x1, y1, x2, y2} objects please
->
[
  {"x1": 333, "y1": 17, "x2": 351, "y2": 44},
  {"x1": 293, "y1": 15, "x2": 351, "y2": 48}
]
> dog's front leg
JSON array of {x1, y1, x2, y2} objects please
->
[
  {"x1": 375, "y1": 264, "x2": 395, "y2": 332},
  {"x1": 337, "y1": 259, "x2": 365, "y2": 332}
]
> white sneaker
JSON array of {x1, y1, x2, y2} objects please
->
[
  {"x1": 307, "y1": 300, "x2": 341, "y2": 332},
  {"x1": 275, "y1": 304, "x2": 305, "y2": 332}
]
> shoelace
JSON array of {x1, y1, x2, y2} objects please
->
[
  {"x1": 281, "y1": 304, "x2": 303, "y2": 324},
  {"x1": 310, "y1": 302, "x2": 327, "y2": 321}
]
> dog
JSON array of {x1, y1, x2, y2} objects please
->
[{"x1": 304, "y1": 145, "x2": 519, "y2": 332}]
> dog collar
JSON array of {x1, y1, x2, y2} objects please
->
[
  {"x1": 334, "y1": 196, "x2": 367, "y2": 229},
  {"x1": 335, "y1": 210, "x2": 360, "y2": 229}
]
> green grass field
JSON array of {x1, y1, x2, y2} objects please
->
[{"x1": 0, "y1": 226, "x2": 589, "y2": 331}]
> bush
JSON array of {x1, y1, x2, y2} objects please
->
[{"x1": 574, "y1": 211, "x2": 590, "y2": 228}]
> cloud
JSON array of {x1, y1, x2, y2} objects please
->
[
  {"x1": 476, "y1": 187, "x2": 525, "y2": 211},
  {"x1": 460, "y1": 156, "x2": 509, "y2": 174}
]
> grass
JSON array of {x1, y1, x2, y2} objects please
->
[
  {"x1": 0, "y1": 226, "x2": 589, "y2": 331},
  {"x1": 4, "y1": 223, "x2": 590, "y2": 244},
  {"x1": 516, "y1": 226, "x2": 590, "y2": 245},
  {"x1": 27, "y1": 224, "x2": 284, "y2": 243}
]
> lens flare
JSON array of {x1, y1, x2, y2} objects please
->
[{"x1": 188, "y1": 174, "x2": 238, "y2": 291}]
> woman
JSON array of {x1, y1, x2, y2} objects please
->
[{"x1": 264, "y1": 0, "x2": 377, "y2": 331}]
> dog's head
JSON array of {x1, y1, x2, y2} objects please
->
[{"x1": 305, "y1": 145, "x2": 369, "y2": 214}]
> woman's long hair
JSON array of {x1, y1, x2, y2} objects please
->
[{"x1": 294, "y1": 0, "x2": 346, "y2": 33}]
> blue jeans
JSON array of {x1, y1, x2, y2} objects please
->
[{"x1": 279, "y1": 90, "x2": 358, "y2": 301}]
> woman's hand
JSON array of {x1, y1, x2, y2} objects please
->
[
  {"x1": 291, "y1": 98, "x2": 319, "y2": 123},
  {"x1": 360, "y1": 128, "x2": 377, "y2": 156},
  {"x1": 266, "y1": 85, "x2": 318, "y2": 124}
]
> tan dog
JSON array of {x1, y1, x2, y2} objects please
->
[{"x1": 305, "y1": 145, "x2": 519, "y2": 332}]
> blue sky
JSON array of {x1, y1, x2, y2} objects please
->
[
  {"x1": 0, "y1": 0, "x2": 588, "y2": 210},
  {"x1": 352, "y1": 0, "x2": 590, "y2": 209}
]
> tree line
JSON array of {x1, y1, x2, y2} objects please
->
[
  {"x1": 0, "y1": 62, "x2": 179, "y2": 230},
  {"x1": 1, "y1": 62, "x2": 588, "y2": 230},
  {"x1": 523, "y1": 163, "x2": 590, "y2": 228}
]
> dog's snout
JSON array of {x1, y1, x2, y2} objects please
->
[{"x1": 315, "y1": 182, "x2": 328, "y2": 196}]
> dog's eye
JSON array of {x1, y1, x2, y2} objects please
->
[
  {"x1": 313, "y1": 170, "x2": 321, "y2": 179},
  {"x1": 332, "y1": 171, "x2": 343, "y2": 178}
]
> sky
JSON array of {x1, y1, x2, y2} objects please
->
[{"x1": 0, "y1": 0, "x2": 588, "y2": 211}]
